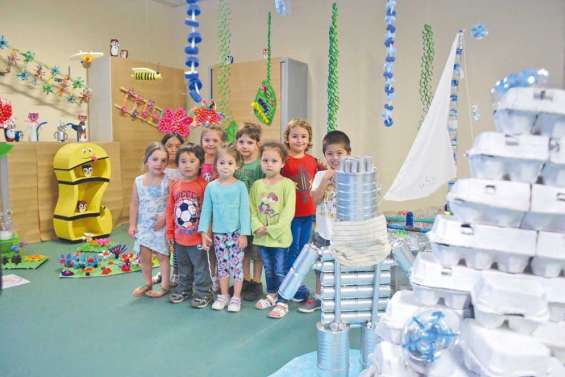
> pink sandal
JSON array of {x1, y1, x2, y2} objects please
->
[
  {"x1": 268, "y1": 303, "x2": 289, "y2": 319},
  {"x1": 255, "y1": 293, "x2": 277, "y2": 310}
]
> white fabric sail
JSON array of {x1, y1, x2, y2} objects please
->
[{"x1": 384, "y1": 34, "x2": 459, "y2": 201}]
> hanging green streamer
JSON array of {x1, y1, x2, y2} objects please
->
[
  {"x1": 217, "y1": 0, "x2": 236, "y2": 141},
  {"x1": 419, "y1": 24, "x2": 434, "y2": 122},
  {"x1": 326, "y1": 3, "x2": 339, "y2": 132},
  {"x1": 252, "y1": 12, "x2": 276, "y2": 126}
]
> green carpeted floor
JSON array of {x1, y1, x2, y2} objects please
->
[{"x1": 0, "y1": 225, "x2": 361, "y2": 377}]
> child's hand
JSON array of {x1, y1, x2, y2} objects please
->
[
  {"x1": 238, "y1": 235, "x2": 248, "y2": 249},
  {"x1": 323, "y1": 169, "x2": 336, "y2": 183},
  {"x1": 254, "y1": 226, "x2": 268, "y2": 236},
  {"x1": 153, "y1": 214, "x2": 166, "y2": 230},
  {"x1": 201, "y1": 233, "x2": 212, "y2": 251},
  {"x1": 128, "y1": 225, "x2": 137, "y2": 239}
]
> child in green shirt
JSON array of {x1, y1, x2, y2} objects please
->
[
  {"x1": 250, "y1": 142, "x2": 295, "y2": 319},
  {"x1": 235, "y1": 123, "x2": 265, "y2": 301}
]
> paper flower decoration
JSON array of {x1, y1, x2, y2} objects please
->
[
  {"x1": 158, "y1": 107, "x2": 193, "y2": 138},
  {"x1": 0, "y1": 98, "x2": 13, "y2": 125},
  {"x1": 471, "y1": 23, "x2": 488, "y2": 40},
  {"x1": 66, "y1": 94, "x2": 76, "y2": 103},
  {"x1": 50, "y1": 66, "x2": 61, "y2": 77},
  {"x1": 42, "y1": 82, "x2": 54, "y2": 94},
  {"x1": 16, "y1": 71, "x2": 29, "y2": 81},
  {"x1": 192, "y1": 100, "x2": 224, "y2": 126},
  {"x1": 22, "y1": 50, "x2": 35, "y2": 63},
  {"x1": 0, "y1": 35, "x2": 7, "y2": 49},
  {"x1": 72, "y1": 77, "x2": 84, "y2": 89}
]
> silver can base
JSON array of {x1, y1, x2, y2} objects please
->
[{"x1": 317, "y1": 322, "x2": 350, "y2": 377}]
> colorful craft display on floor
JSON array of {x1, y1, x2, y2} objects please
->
[
  {"x1": 326, "y1": 2, "x2": 339, "y2": 132},
  {"x1": 382, "y1": 0, "x2": 398, "y2": 127},
  {"x1": 114, "y1": 87, "x2": 164, "y2": 127},
  {"x1": 0, "y1": 35, "x2": 91, "y2": 106},
  {"x1": 59, "y1": 243, "x2": 156, "y2": 278},
  {"x1": 185, "y1": 0, "x2": 203, "y2": 103},
  {"x1": 252, "y1": 12, "x2": 277, "y2": 126},
  {"x1": 1, "y1": 242, "x2": 47, "y2": 270},
  {"x1": 419, "y1": 24, "x2": 434, "y2": 123}
]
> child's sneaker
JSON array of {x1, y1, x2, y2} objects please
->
[
  {"x1": 228, "y1": 297, "x2": 241, "y2": 312},
  {"x1": 169, "y1": 291, "x2": 192, "y2": 304},
  {"x1": 298, "y1": 297, "x2": 321, "y2": 313},
  {"x1": 212, "y1": 294, "x2": 229, "y2": 310},
  {"x1": 191, "y1": 295, "x2": 212, "y2": 309}
]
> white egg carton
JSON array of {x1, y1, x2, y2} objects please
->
[
  {"x1": 466, "y1": 132, "x2": 548, "y2": 183},
  {"x1": 376, "y1": 290, "x2": 467, "y2": 345},
  {"x1": 532, "y1": 231, "x2": 565, "y2": 278},
  {"x1": 429, "y1": 215, "x2": 536, "y2": 273},
  {"x1": 447, "y1": 178, "x2": 530, "y2": 228},
  {"x1": 547, "y1": 357, "x2": 565, "y2": 377},
  {"x1": 471, "y1": 272, "x2": 549, "y2": 334},
  {"x1": 541, "y1": 137, "x2": 565, "y2": 187},
  {"x1": 494, "y1": 87, "x2": 565, "y2": 137},
  {"x1": 367, "y1": 341, "x2": 418, "y2": 377},
  {"x1": 533, "y1": 322, "x2": 565, "y2": 364},
  {"x1": 410, "y1": 253, "x2": 479, "y2": 310},
  {"x1": 538, "y1": 276, "x2": 565, "y2": 322},
  {"x1": 407, "y1": 347, "x2": 471, "y2": 377},
  {"x1": 460, "y1": 319, "x2": 551, "y2": 377},
  {"x1": 522, "y1": 184, "x2": 565, "y2": 232}
]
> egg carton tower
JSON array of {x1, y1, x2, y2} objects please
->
[
  {"x1": 279, "y1": 156, "x2": 394, "y2": 377},
  {"x1": 363, "y1": 86, "x2": 565, "y2": 377}
]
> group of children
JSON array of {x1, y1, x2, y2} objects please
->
[{"x1": 128, "y1": 119, "x2": 352, "y2": 318}]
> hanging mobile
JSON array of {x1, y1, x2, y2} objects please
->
[{"x1": 251, "y1": 12, "x2": 276, "y2": 126}]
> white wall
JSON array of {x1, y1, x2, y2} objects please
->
[{"x1": 2, "y1": 0, "x2": 564, "y2": 212}]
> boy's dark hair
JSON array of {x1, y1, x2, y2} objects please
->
[
  {"x1": 176, "y1": 143, "x2": 205, "y2": 172},
  {"x1": 236, "y1": 122, "x2": 262, "y2": 142},
  {"x1": 260, "y1": 141, "x2": 288, "y2": 162},
  {"x1": 322, "y1": 130, "x2": 351, "y2": 154}
]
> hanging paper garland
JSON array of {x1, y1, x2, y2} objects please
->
[
  {"x1": 326, "y1": 2, "x2": 339, "y2": 132},
  {"x1": 447, "y1": 31, "x2": 464, "y2": 191},
  {"x1": 382, "y1": 0, "x2": 397, "y2": 127},
  {"x1": 185, "y1": 0, "x2": 203, "y2": 103},
  {"x1": 471, "y1": 24, "x2": 488, "y2": 40},
  {"x1": 217, "y1": 0, "x2": 238, "y2": 143},
  {"x1": 419, "y1": 24, "x2": 434, "y2": 122},
  {"x1": 252, "y1": 12, "x2": 277, "y2": 126},
  {"x1": 0, "y1": 35, "x2": 91, "y2": 106},
  {"x1": 275, "y1": 0, "x2": 289, "y2": 16}
]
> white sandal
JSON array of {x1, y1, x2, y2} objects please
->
[{"x1": 255, "y1": 293, "x2": 277, "y2": 310}]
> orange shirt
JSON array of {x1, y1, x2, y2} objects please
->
[{"x1": 166, "y1": 177, "x2": 207, "y2": 246}]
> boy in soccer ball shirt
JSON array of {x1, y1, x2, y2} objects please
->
[{"x1": 166, "y1": 143, "x2": 212, "y2": 308}]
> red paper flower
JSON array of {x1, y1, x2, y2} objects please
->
[
  {"x1": 0, "y1": 98, "x2": 13, "y2": 125},
  {"x1": 158, "y1": 107, "x2": 193, "y2": 137},
  {"x1": 191, "y1": 100, "x2": 224, "y2": 126}
]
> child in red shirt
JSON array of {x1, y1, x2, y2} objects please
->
[
  {"x1": 166, "y1": 143, "x2": 212, "y2": 308},
  {"x1": 281, "y1": 119, "x2": 323, "y2": 302}
]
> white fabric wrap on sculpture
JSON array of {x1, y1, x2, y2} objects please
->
[
  {"x1": 330, "y1": 215, "x2": 391, "y2": 267},
  {"x1": 384, "y1": 33, "x2": 459, "y2": 201}
]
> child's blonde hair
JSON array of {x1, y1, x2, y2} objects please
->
[
  {"x1": 284, "y1": 118, "x2": 313, "y2": 151},
  {"x1": 260, "y1": 141, "x2": 288, "y2": 162},
  {"x1": 142, "y1": 142, "x2": 168, "y2": 171},
  {"x1": 200, "y1": 124, "x2": 226, "y2": 144},
  {"x1": 215, "y1": 144, "x2": 243, "y2": 169}
]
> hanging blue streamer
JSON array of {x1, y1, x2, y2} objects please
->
[
  {"x1": 185, "y1": 0, "x2": 203, "y2": 103},
  {"x1": 382, "y1": 0, "x2": 397, "y2": 127}
]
